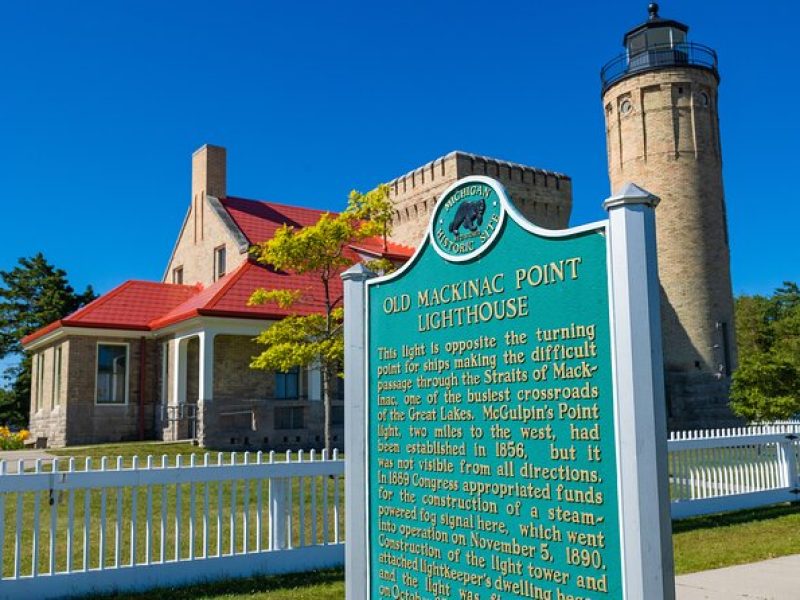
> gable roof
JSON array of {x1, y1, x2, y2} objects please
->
[{"x1": 23, "y1": 194, "x2": 414, "y2": 348}]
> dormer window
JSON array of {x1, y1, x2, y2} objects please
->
[
  {"x1": 214, "y1": 245, "x2": 226, "y2": 281},
  {"x1": 172, "y1": 266, "x2": 184, "y2": 284}
]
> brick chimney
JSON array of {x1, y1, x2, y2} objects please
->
[
  {"x1": 190, "y1": 144, "x2": 226, "y2": 244},
  {"x1": 192, "y1": 144, "x2": 226, "y2": 201}
]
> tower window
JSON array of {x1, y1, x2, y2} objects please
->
[
  {"x1": 172, "y1": 266, "x2": 184, "y2": 284},
  {"x1": 620, "y1": 99, "x2": 633, "y2": 115},
  {"x1": 214, "y1": 246, "x2": 226, "y2": 281},
  {"x1": 696, "y1": 91, "x2": 709, "y2": 107}
]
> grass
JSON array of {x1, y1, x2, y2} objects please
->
[
  {"x1": 672, "y1": 502, "x2": 800, "y2": 574},
  {"x1": 51, "y1": 441, "x2": 203, "y2": 464},
  {"x1": 85, "y1": 568, "x2": 345, "y2": 600}
]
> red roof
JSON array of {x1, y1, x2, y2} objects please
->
[
  {"x1": 350, "y1": 237, "x2": 415, "y2": 261},
  {"x1": 21, "y1": 281, "x2": 199, "y2": 345},
  {"x1": 220, "y1": 196, "x2": 328, "y2": 245},
  {"x1": 150, "y1": 259, "x2": 337, "y2": 329},
  {"x1": 22, "y1": 195, "x2": 414, "y2": 346},
  {"x1": 220, "y1": 195, "x2": 414, "y2": 259}
]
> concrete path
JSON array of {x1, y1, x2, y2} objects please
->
[
  {"x1": 676, "y1": 554, "x2": 800, "y2": 599},
  {"x1": 0, "y1": 450, "x2": 56, "y2": 473}
]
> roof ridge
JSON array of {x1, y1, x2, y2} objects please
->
[{"x1": 122, "y1": 279, "x2": 197, "y2": 289}]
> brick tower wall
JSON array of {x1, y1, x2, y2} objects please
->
[{"x1": 603, "y1": 67, "x2": 738, "y2": 429}]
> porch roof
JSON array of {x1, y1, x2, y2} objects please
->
[
  {"x1": 21, "y1": 259, "x2": 354, "y2": 346},
  {"x1": 20, "y1": 281, "x2": 199, "y2": 344}
]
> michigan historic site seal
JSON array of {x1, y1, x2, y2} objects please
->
[{"x1": 430, "y1": 176, "x2": 506, "y2": 262}]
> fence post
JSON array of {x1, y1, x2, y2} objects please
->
[
  {"x1": 778, "y1": 436, "x2": 799, "y2": 489},
  {"x1": 342, "y1": 264, "x2": 376, "y2": 600},
  {"x1": 269, "y1": 477, "x2": 287, "y2": 550}
]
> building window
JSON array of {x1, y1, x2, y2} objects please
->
[
  {"x1": 51, "y1": 346, "x2": 63, "y2": 409},
  {"x1": 275, "y1": 368, "x2": 299, "y2": 400},
  {"x1": 332, "y1": 405, "x2": 344, "y2": 426},
  {"x1": 172, "y1": 266, "x2": 184, "y2": 284},
  {"x1": 214, "y1": 246, "x2": 226, "y2": 281},
  {"x1": 275, "y1": 406, "x2": 304, "y2": 430},
  {"x1": 96, "y1": 343, "x2": 129, "y2": 404},
  {"x1": 34, "y1": 353, "x2": 45, "y2": 412},
  {"x1": 335, "y1": 374, "x2": 344, "y2": 400}
]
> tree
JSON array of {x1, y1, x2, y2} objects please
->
[
  {"x1": 731, "y1": 281, "x2": 800, "y2": 422},
  {"x1": 248, "y1": 185, "x2": 392, "y2": 452},
  {"x1": 0, "y1": 253, "x2": 96, "y2": 426}
]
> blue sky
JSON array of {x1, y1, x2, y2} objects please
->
[{"x1": 0, "y1": 2, "x2": 796, "y2": 323}]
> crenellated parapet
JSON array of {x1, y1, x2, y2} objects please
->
[{"x1": 386, "y1": 151, "x2": 572, "y2": 248}]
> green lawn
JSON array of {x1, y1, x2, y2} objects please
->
[
  {"x1": 672, "y1": 503, "x2": 800, "y2": 574},
  {"x1": 85, "y1": 569, "x2": 345, "y2": 600}
]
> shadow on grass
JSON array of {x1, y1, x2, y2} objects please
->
[
  {"x1": 672, "y1": 502, "x2": 800, "y2": 534},
  {"x1": 83, "y1": 568, "x2": 344, "y2": 600}
]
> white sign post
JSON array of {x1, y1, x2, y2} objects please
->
[{"x1": 343, "y1": 182, "x2": 675, "y2": 600}]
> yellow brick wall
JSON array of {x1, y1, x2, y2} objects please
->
[
  {"x1": 164, "y1": 145, "x2": 247, "y2": 287},
  {"x1": 604, "y1": 68, "x2": 736, "y2": 376}
]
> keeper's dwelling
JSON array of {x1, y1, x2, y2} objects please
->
[{"x1": 22, "y1": 144, "x2": 572, "y2": 448}]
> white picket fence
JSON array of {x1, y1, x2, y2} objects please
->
[
  {"x1": 0, "y1": 449, "x2": 344, "y2": 599},
  {"x1": 1, "y1": 423, "x2": 799, "y2": 598},
  {"x1": 668, "y1": 422, "x2": 800, "y2": 519}
]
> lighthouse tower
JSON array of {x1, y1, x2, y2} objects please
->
[{"x1": 601, "y1": 4, "x2": 737, "y2": 429}]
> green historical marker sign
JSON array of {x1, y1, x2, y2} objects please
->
[{"x1": 365, "y1": 177, "x2": 623, "y2": 600}]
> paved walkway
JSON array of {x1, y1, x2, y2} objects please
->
[
  {"x1": 676, "y1": 554, "x2": 800, "y2": 599},
  {"x1": 0, "y1": 450, "x2": 56, "y2": 473}
]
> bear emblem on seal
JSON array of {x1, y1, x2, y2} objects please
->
[{"x1": 448, "y1": 198, "x2": 486, "y2": 236}]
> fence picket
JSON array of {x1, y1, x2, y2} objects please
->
[
  {"x1": 256, "y1": 451, "x2": 263, "y2": 552},
  {"x1": 322, "y1": 449, "x2": 329, "y2": 545},
  {"x1": 146, "y1": 456, "x2": 154, "y2": 565},
  {"x1": 298, "y1": 451, "x2": 305, "y2": 548},
  {"x1": 333, "y1": 448, "x2": 340, "y2": 544},
  {"x1": 175, "y1": 455, "x2": 182, "y2": 561},
  {"x1": 189, "y1": 454, "x2": 196, "y2": 560},
  {"x1": 203, "y1": 453, "x2": 210, "y2": 559}
]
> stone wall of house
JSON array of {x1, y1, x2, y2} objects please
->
[
  {"x1": 27, "y1": 341, "x2": 70, "y2": 447},
  {"x1": 199, "y1": 334, "x2": 343, "y2": 451},
  {"x1": 28, "y1": 335, "x2": 160, "y2": 447},
  {"x1": 387, "y1": 151, "x2": 573, "y2": 249}
]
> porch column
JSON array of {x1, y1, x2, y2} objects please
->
[
  {"x1": 172, "y1": 337, "x2": 189, "y2": 406},
  {"x1": 198, "y1": 331, "x2": 216, "y2": 403},
  {"x1": 197, "y1": 331, "x2": 216, "y2": 446}
]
